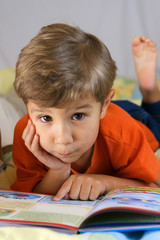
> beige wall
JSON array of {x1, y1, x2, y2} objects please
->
[{"x1": 0, "y1": 0, "x2": 160, "y2": 79}]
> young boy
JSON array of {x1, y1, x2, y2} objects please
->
[{"x1": 11, "y1": 24, "x2": 160, "y2": 201}]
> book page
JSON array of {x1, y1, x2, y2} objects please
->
[
  {"x1": 89, "y1": 186, "x2": 160, "y2": 216},
  {"x1": 0, "y1": 190, "x2": 98, "y2": 230}
]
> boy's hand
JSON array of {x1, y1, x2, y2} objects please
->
[
  {"x1": 22, "y1": 119, "x2": 69, "y2": 170},
  {"x1": 53, "y1": 174, "x2": 107, "y2": 201}
]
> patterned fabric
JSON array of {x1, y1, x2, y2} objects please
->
[
  {"x1": 113, "y1": 77, "x2": 160, "y2": 105},
  {"x1": 113, "y1": 76, "x2": 140, "y2": 100}
]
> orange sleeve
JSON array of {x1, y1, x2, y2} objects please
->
[
  {"x1": 89, "y1": 103, "x2": 160, "y2": 183},
  {"x1": 135, "y1": 120, "x2": 159, "y2": 152},
  {"x1": 11, "y1": 114, "x2": 48, "y2": 192},
  {"x1": 112, "y1": 134, "x2": 160, "y2": 183},
  {"x1": 106, "y1": 114, "x2": 160, "y2": 183}
]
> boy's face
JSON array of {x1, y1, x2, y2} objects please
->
[{"x1": 27, "y1": 94, "x2": 112, "y2": 168}]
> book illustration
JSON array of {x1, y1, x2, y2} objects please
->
[
  {"x1": 0, "y1": 209, "x2": 15, "y2": 217},
  {"x1": 89, "y1": 186, "x2": 160, "y2": 215},
  {"x1": 0, "y1": 192, "x2": 42, "y2": 200}
]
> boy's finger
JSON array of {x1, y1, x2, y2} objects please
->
[
  {"x1": 24, "y1": 124, "x2": 36, "y2": 149},
  {"x1": 31, "y1": 134, "x2": 40, "y2": 155},
  {"x1": 89, "y1": 185, "x2": 101, "y2": 200},
  {"x1": 79, "y1": 182, "x2": 91, "y2": 200},
  {"x1": 53, "y1": 178, "x2": 72, "y2": 201},
  {"x1": 68, "y1": 178, "x2": 82, "y2": 200},
  {"x1": 22, "y1": 120, "x2": 31, "y2": 140}
]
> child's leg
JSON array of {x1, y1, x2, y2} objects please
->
[
  {"x1": 112, "y1": 37, "x2": 160, "y2": 145},
  {"x1": 132, "y1": 36, "x2": 160, "y2": 102},
  {"x1": 132, "y1": 36, "x2": 160, "y2": 126},
  {"x1": 112, "y1": 100, "x2": 160, "y2": 145}
]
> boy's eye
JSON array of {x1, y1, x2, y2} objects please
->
[
  {"x1": 40, "y1": 115, "x2": 52, "y2": 123},
  {"x1": 72, "y1": 113, "x2": 85, "y2": 121}
]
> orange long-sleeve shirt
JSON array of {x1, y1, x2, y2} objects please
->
[{"x1": 11, "y1": 103, "x2": 160, "y2": 192}]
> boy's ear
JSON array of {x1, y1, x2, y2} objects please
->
[{"x1": 100, "y1": 89, "x2": 115, "y2": 119}]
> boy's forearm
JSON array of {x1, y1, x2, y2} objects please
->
[
  {"x1": 153, "y1": 173, "x2": 160, "y2": 187},
  {"x1": 33, "y1": 167, "x2": 70, "y2": 195},
  {"x1": 104, "y1": 175, "x2": 155, "y2": 192}
]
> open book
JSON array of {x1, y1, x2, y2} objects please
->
[{"x1": 1, "y1": 186, "x2": 160, "y2": 233}]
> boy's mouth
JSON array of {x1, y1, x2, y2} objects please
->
[{"x1": 57, "y1": 152, "x2": 72, "y2": 157}]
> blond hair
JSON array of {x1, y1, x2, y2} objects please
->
[{"x1": 15, "y1": 23, "x2": 117, "y2": 107}]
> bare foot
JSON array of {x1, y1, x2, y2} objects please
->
[{"x1": 132, "y1": 36, "x2": 160, "y2": 102}]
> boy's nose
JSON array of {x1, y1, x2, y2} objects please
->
[{"x1": 54, "y1": 125, "x2": 73, "y2": 145}]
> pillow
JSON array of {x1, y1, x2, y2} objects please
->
[
  {"x1": 0, "y1": 68, "x2": 15, "y2": 94},
  {"x1": 113, "y1": 76, "x2": 141, "y2": 104},
  {"x1": 0, "y1": 68, "x2": 27, "y2": 147},
  {"x1": 113, "y1": 76, "x2": 160, "y2": 105}
]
